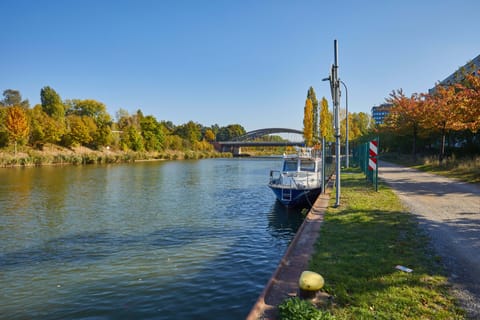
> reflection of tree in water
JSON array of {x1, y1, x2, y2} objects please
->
[{"x1": 267, "y1": 201, "x2": 305, "y2": 241}]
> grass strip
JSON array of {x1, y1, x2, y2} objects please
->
[{"x1": 308, "y1": 169, "x2": 465, "y2": 319}]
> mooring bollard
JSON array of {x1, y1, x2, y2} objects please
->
[{"x1": 298, "y1": 271, "x2": 324, "y2": 299}]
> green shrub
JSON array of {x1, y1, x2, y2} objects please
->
[{"x1": 278, "y1": 297, "x2": 334, "y2": 320}]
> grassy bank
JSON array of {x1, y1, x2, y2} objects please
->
[
  {"x1": 304, "y1": 170, "x2": 464, "y2": 319},
  {"x1": 0, "y1": 145, "x2": 232, "y2": 167},
  {"x1": 381, "y1": 153, "x2": 480, "y2": 184}
]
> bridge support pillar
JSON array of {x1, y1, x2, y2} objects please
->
[{"x1": 233, "y1": 146, "x2": 242, "y2": 156}]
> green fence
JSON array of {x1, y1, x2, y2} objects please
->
[{"x1": 352, "y1": 139, "x2": 379, "y2": 191}]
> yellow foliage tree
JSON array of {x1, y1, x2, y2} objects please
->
[
  {"x1": 303, "y1": 98, "x2": 314, "y2": 147},
  {"x1": 320, "y1": 97, "x2": 334, "y2": 143},
  {"x1": 5, "y1": 106, "x2": 30, "y2": 155}
]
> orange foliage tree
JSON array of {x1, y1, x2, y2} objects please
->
[
  {"x1": 385, "y1": 89, "x2": 427, "y2": 160},
  {"x1": 458, "y1": 71, "x2": 480, "y2": 133},
  {"x1": 5, "y1": 106, "x2": 30, "y2": 155}
]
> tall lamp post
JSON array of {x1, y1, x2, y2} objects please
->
[
  {"x1": 340, "y1": 80, "x2": 349, "y2": 168},
  {"x1": 322, "y1": 40, "x2": 341, "y2": 207}
]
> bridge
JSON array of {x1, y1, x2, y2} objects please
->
[{"x1": 215, "y1": 128, "x2": 305, "y2": 155}]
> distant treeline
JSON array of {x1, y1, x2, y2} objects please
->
[{"x1": 0, "y1": 87, "x2": 247, "y2": 154}]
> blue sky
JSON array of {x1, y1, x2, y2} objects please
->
[{"x1": 1, "y1": 0, "x2": 479, "y2": 131}]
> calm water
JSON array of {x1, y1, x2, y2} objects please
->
[{"x1": 0, "y1": 158, "x2": 304, "y2": 319}]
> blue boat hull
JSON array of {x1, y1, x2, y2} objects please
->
[{"x1": 269, "y1": 185, "x2": 322, "y2": 208}]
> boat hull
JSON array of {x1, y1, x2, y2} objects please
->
[{"x1": 268, "y1": 185, "x2": 322, "y2": 208}]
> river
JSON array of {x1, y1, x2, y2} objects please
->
[{"x1": 0, "y1": 158, "x2": 304, "y2": 319}]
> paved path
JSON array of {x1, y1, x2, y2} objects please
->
[{"x1": 379, "y1": 161, "x2": 480, "y2": 319}]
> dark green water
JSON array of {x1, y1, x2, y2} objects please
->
[{"x1": 0, "y1": 158, "x2": 304, "y2": 319}]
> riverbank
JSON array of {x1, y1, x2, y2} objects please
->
[
  {"x1": 307, "y1": 169, "x2": 464, "y2": 319},
  {"x1": 0, "y1": 145, "x2": 232, "y2": 167},
  {"x1": 249, "y1": 168, "x2": 465, "y2": 319}
]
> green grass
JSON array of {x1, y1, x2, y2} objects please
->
[{"x1": 308, "y1": 170, "x2": 465, "y2": 319}]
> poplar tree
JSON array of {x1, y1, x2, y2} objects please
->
[
  {"x1": 40, "y1": 86, "x2": 65, "y2": 120},
  {"x1": 303, "y1": 98, "x2": 314, "y2": 147},
  {"x1": 307, "y1": 87, "x2": 319, "y2": 144},
  {"x1": 320, "y1": 97, "x2": 334, "y2": 143}
]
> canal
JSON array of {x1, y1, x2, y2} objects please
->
[{"x1": 0, "y1": 158, "x2": 304, "y2": 319}]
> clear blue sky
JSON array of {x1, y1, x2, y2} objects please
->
[{"x1": 1, "y1": 0, "x2": 479, "y2": 131}]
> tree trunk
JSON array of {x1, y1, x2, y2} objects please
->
[
  {"x1": 439, "y1": 123, "x2": 446, "y2": 165},
  {"x1": 412, "y1": 124, "x2": 417, "y2": 162}
]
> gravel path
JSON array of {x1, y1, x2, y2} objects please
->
[{"x1": 379, "y1": 161, "x2": 480, "y2": 319}]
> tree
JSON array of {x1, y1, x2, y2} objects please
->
[
  {"x1": 204, "y1": 128, "x2": 216, "y2": 142},
  {"x1": 66, "y1": 99, "x2": 113, "y2": 148},
  {"x1": 385, "y1": 89, "x2": 427, "y2": 160},
  {"x1": 459, "y1": 71, "x2": 480, "y2": 133},
  {"x1": 174, "y1": 121, "x2": 202, "y2": 146},
  {"x1": 216, "y1": 124, "x2": 246, "y2": 141},
  {"x1": 5, "y1": 106, "x2": 30, "y2": 154},
  {"x1": 121, "y1": 126, "x2": 144, "y2": 151},
  {"x1": 65, "y1": 115, "x2": 96, "y2": 147},
  {"x1": 1, "y1": 89, "x2": 29, "y2": 108},
  {"x1": 319, "y1": 97, "x2": 334, "y2": 143},
  {"x1": 303, "y1": 98, "x2": 314, "y2": 147},
  {"x1": 29, "y1": 104, "x2": 65, "y2": 148},
  {"x1": 140, "y1": 115, "x2": 164, "y2": 151},
  {"x1": 40, "y1": 86, "x2": 65, "y2": 120},
  {"x1": 425, "y1": 84, "x2": 463, "y2": 162},
  {"x1": 307, "y1": 87, "x2": 319, "y2": 144}
]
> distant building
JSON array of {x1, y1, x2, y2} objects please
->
[
  {"x1": 429, "y1": 54, "x2": 480, "y2": 94},
  {"x1": 371, "y1": 103, "x2": 393, "y2": 125}
]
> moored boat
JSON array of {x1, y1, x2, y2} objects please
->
[{"x1": 268, "y1": 147, "x2": 323, "y2": 207}]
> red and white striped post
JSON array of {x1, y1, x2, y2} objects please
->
[
  {"x1": 368, "y1": 140, "x2": 378, "y2": 171},
  {"x1": 368, "y1": 139, "x2": 379, "y2": 191}
]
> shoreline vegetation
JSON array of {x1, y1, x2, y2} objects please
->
[{"x1": 0, "y1": 144, "x2": 233, "y2": 168}]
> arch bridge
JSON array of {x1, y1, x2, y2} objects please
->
[{"x1": 215, "y1": 128, "x2": 305, "y2": 155}]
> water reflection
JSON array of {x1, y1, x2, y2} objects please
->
[
  {"x1": 0, "y1": 159, "x2": 301, "y2": 320},
  {"x1": 266, "y1": 201, "x2": 304, "y2": 242}
]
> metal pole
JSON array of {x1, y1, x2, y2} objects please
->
[
  {"x1": 321, "y1": 136, "x2": 325, "y2": 193},
  {"x1": 340, "y1": 80, "x2": 349, "y2": 168},
  {"x1": 333, "y1": 40, "x2": 341, "y2": 207}
]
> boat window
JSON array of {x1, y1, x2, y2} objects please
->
[
  {"x1": 283, "y1": 159, "x2": 297, "y2": 171},
  {"x1": 300, "y1": 160, "x2": 315, "y2": 172}
]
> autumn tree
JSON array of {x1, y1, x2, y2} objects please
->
[
  {"x1": 5, "y1": 106, "x2": 30, "y2": 154},
  {"x1": 458, "y1": 71, "x2": 480, "y2": 133},
  {"x1": 65, "y1": 115, "x2": 97, "y2": 147},
  {"x1": 303, "y1": 98, "x2": 314, "y2": 147},
  {"x1": 29, "y1": 104, "x2": 65, "y2": 148},
  {"x1": 307, "y1": 87, "x2": 319, "y2": 144},
  {"x1": 40, "y1": 86, "x2": 65, "y2": 120},
  {"x1": 425, "y1": 84, "x2": 464, "y2": 162},
  {"x1": 0, "y1": 108, "x2": 7, "y2": 147},
  {"x1": 385, "y1": 89, "x2": 427, "y2": 160},
  {"x1": 65, "y1": 99, "x2": 113, "y2": 148},
  {"x1": 319, "y1": 97, "x2": 334, "y2": 143},
  {"x1": 204, "y1": 128, "x2": 216, "y2": 142}
]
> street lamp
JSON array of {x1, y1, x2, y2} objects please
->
[
  {"x1": 322, "y1": 39, "x2": 341, "y2": 207},
  {"x1": 340, "y1": 80, "x2": 349, "y2": 168}
]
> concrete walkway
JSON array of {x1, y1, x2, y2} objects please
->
[{"x1": 379, "y1": 161, "x2": 480, "y2": 319}]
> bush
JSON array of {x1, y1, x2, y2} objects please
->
[{"x1": 278, "y1": 297, "x2": 335, "y2": 320}]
